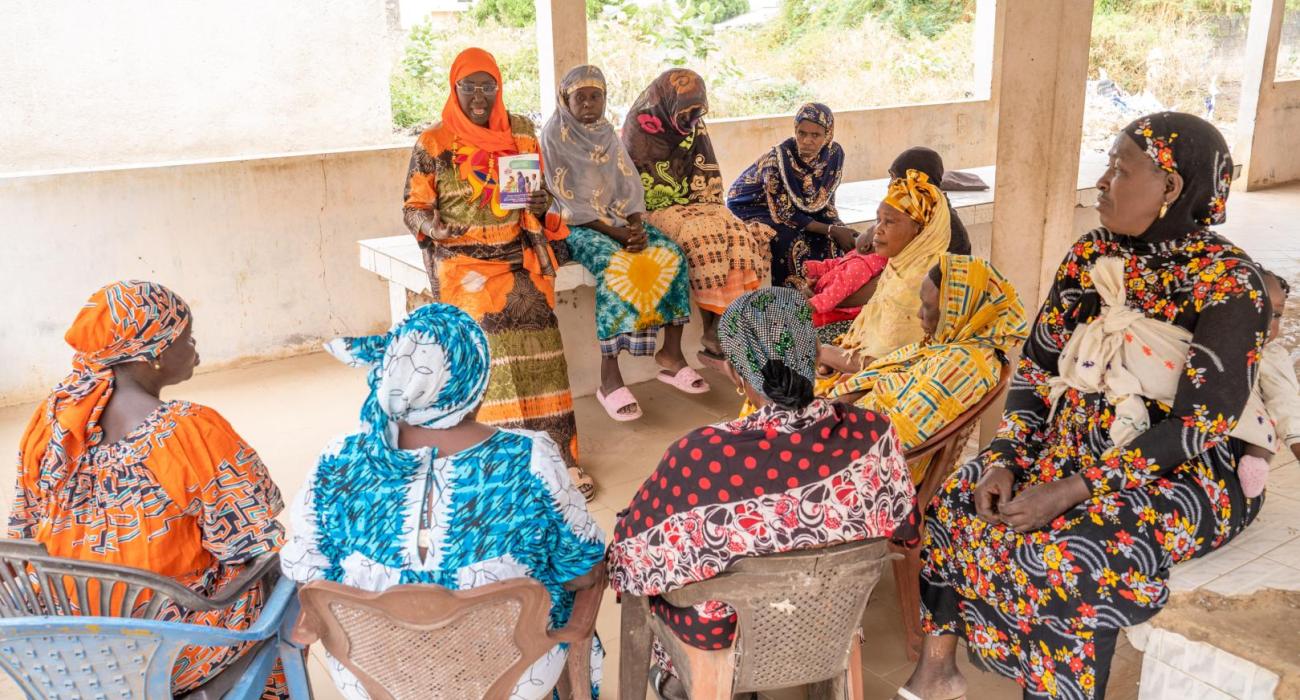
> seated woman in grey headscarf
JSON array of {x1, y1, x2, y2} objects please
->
[{"x1": 540, "y1": 64, "x2": 706, "y2": 424}]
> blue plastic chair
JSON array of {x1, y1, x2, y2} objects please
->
[{"x1": 0, "y1": 539, "x2": 312, "y2": 699}]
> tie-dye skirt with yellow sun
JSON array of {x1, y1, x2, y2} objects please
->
[{"x1": 568, "y1": 224, "x2": 691, "y2": 358}]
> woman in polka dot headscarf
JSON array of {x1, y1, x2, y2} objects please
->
[{"x1": 606, "y1": 288, "x2": 918, "y2": 693}]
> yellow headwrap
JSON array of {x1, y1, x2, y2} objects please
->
[
  {"x1": 836, "y1": 169, "x2": 951, "y2": 361},
  {"x1": 882, "y1": 168, "x2": 939, "y2": 226}
]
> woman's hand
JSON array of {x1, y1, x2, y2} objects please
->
[
  {"x1": 973, "y1": 466, "x2": 1016, "y2": 524},
  {"x1": 998, "y1": 474, "x2": 1090, "y2": 533},
  {"x1": 817, "y1": 345, "x2": 865, "y2": 375},
  {"x1": 832, "y1": 389, "x2": 867, "y2": 405},
  {"x1": 828, "y1": 225, "x2": 858, "y2": 251},
  {"x1": 526, "y1": 190, "x2": 550, "y2": 217},
  {"x1": 855, "y1": 226, "x2": 876, "y2": 254},
  {"x1": 794, "y1": 280, "x2": 815, "y2": 299},
  {"x1": 623, "y1": 219, "x2": 648, "y2": 253}
]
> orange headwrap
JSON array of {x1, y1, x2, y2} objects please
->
[
  {"x1": 439, "y1": 48, "x2": 517, "y2": 155},
  {"x1": 883, "y1": 169, "x2": 942, "y2": 225},
  {"x1": 17, "y1": 281, "x2": 191, "y2": 520}
]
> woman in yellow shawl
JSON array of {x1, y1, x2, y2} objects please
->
[
  {"x1": 824, "y1": 255, "x2": 1029, "y2": 481},
  {"x1": 819, "y1": 169, "x2": 950, "y2": 374}
]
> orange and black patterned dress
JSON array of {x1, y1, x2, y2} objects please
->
[
  {"x1": 403, "y1": 115, "x2": 579, "y2": 469},
  {"x1": 12, "y1": 402, "x2": 286, "y2": 696}
]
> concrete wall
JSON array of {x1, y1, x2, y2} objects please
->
[
  {"x1": 709, "y1": 99, "x2": 998, "y2": 184},
  {"x1": 0, "y1": 90, "x2": 1003, "y2": 406},
  {"x1": 0, "y1": 0, "x2": 395, "y2": 174},
  {"x1": 0, "y1": 148, "x2": 406, "y2": 404}
]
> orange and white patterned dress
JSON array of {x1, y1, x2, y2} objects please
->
[{"x1": 11, "y1": 401, "x2": 285, "y2": 695}]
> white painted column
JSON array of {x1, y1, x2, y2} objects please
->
[
  {"x1": 972, "y1": 0, "x2": 1000, "y2": 100},
  {"x1": 1235, "y1": 0, "x2": 1286, "y2": 191},
  {"x1": 981, "y1": 0, "x2": 1094, "y2": 444},
  {"x1": 536, "y1": 0, "x2": 589, "y2": 119}
]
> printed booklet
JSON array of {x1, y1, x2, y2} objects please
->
[{"x1": 498, "y1": 154, "x2": 542, "y2": 209}]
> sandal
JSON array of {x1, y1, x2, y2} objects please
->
[
  {"x1": 568, "y1": 467, "x2": 596, "y2": 502},
  {"x1": 656, "y1": 365, "x2": 710, "y2": 394},
  {"x1": 895, "y1": 688, "x2": 967, "y2": 700},
  {"x1": 649, "y1": 666, "x2": 688, "y2": 700},
  {"x1": 596, "y1": 386, "x2": 642, "y2": 422},
  {"x1": 695, "y1": 349, "x2": 727, "y2": 373}
]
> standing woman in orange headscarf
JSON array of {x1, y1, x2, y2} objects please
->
[
  {"x1": 402, "y1": 48, "x2": 593, "y2": 498},
  {"x1": 11, "y1": 280, "x2": 287, "y2": 697}
]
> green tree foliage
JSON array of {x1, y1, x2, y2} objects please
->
[{"x1": 774, "y1": 0, "x2": 973, "y2": 42}]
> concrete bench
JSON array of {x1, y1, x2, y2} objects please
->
[{"x1": 359, "y1": 158, "x2": 1110, "y2": 326}]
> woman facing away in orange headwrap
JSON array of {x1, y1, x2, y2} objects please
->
[
  {"x1": 402, "y1": 47, "x2": 595, "y2": 500},
  {"x1": 11, "y1": 280, "x2": 287, "y2": 698}
]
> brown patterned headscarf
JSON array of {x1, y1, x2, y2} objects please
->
[{"x1": 621, "y1": 69, "x2": 724, "y2": 210}]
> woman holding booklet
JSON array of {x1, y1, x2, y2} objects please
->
[{"x1": 400, "y1": 47, "x2": 595, "y2": 499}]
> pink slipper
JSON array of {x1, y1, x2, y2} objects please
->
[
  {"x1": 596, "y1": 386, "x2": 642, "y2": 422},
  {"x1": 1238, "y1": 455, "x2": 1270, "y2": 498},
  {"x1": 657, "y1": 365, "x2": 710, "y2": 394}
]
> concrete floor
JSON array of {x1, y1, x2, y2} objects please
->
[
  {"x1": 1, "y1": 182, "x2": 1297, "y2": 699},
  {"x1": 0, "y1": 352, "x2": 1135, "y2": 700}
]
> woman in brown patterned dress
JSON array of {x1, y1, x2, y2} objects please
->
[{"x1": 622, "y1": 69, "x2": 774, "y2": 362}]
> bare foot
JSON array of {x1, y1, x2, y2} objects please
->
[
  {"x1": 896, "y1": 635, "x2": 966, "y2": 700},
  {"x1": 654, "y1": 347, "x2": 689, "y2": 374},
  {"x1": 895, "y1": 663, "x2": 966, "y2": 700}
]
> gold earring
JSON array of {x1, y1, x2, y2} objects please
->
[
  {"x1": 734, "y1": 385, "x2": 746, "y2": 396},
  {"x1": 1158, "y1": 201, "x2": 1169, "y2": 219},
  {"x1": 151, "y1": 360, "x2": 163, "y2": 371}
]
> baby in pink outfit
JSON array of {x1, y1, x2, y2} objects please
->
[{"x1": 796, "y1": 233, "x2": 887, "y2": 340}]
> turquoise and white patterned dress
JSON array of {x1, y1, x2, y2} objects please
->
[
  {"x1": 280, "y1": 303, "x2": 606, "y2": 700},
  {"x1": 281, "y1": 428, "x2": 605, "y2": 699}
]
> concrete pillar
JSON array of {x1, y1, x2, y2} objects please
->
[
  {"x1": 981, "y1": 0, "x2": 1094, "y2": 444},
  {"x1": 536, "y1": 0, "x2": 588, "y2": 119},
  {"x1": 1235, "y1": 0, "x2": 1286, "y2": 191},
  {"x1": 972, "y1": 0, "x2": 1000, "y2": 100}
]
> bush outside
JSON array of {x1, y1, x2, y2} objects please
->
[{"x1": 391, "y1": 0, "x2": 1300, "y2": 154}]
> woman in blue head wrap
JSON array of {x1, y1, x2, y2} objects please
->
[{"x1": 280, "y1": 303, "x2": 606, "y2": 700}]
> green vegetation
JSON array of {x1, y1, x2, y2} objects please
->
[{"x1": 391, "y1": 0, "x2": 1296, "y2": 144}]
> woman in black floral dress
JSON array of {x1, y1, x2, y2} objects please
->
[{"x1": 899, "y1": 113, "x2": 1269, "y2": 700}]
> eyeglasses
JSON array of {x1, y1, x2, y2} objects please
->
[{"x1": 456, "y1": 80, "x2": 499, "y2": 96}]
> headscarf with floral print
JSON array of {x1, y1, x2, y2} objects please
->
[
  {"x1": 1123, "y1": 112, "x2": 1233, "y2": 243},
  {"x1": 621, "y1": 69, "x2": 725, "y2": 210}
]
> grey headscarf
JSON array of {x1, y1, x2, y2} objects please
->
[
  {"x1": 539, "y1": 65, "x2": 647, "y2": 227},
  {"x1": 719, "y1": 288, "x2": 818, "y2": 409}
]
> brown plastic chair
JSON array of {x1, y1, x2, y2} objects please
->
[
  {"x1": 892, "y1": 360, "x2": 1012, "y2": 660},
  {"x1": 290, "y1": 565, "x2": 605, "y2": 700},
  {"x1": 619, "y1": 538, "x2": 900, "y2": 700}
]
